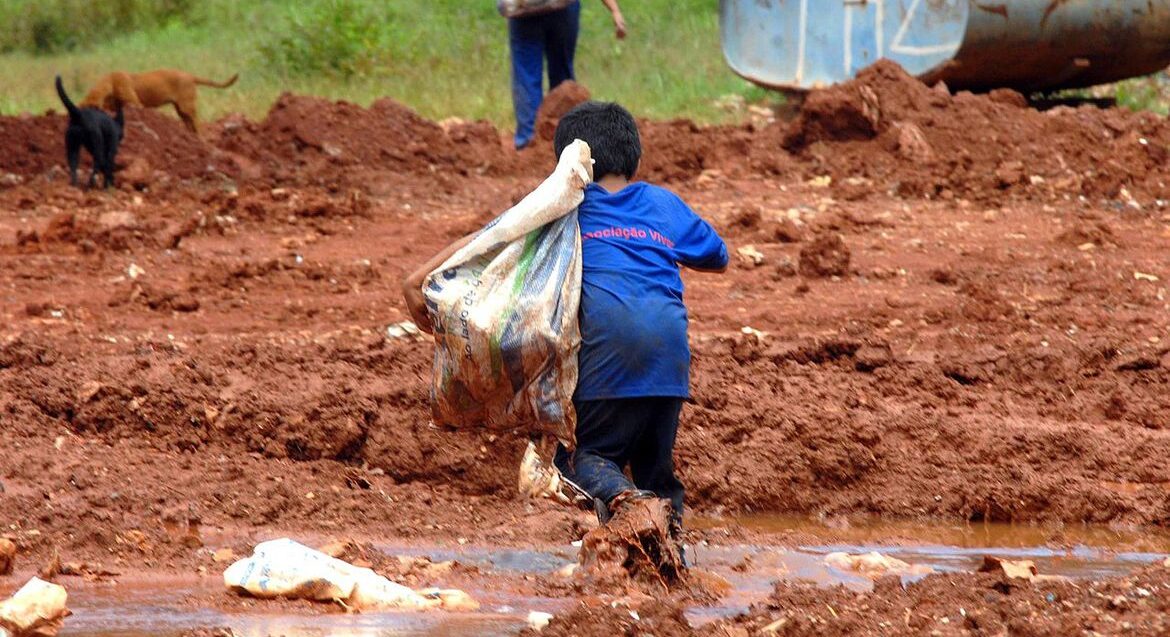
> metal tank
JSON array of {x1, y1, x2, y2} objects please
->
[{"x1": 719, "y1": 0, "x2": 1170, "y2": 92}]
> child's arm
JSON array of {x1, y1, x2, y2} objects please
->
[
  {"x1": 674, "y1": 207, "x2": 730, "y2": 274},
  {"x1": 401, "y1": 232, "x2": 477, "y2": 334},
  {"x1": 684, "y1": 260, "x2": 728, "y2": 274},
  {"x1": 599, "y1": 0, "x2": 626, "y2": 39}
]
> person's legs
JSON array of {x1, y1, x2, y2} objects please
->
[
  {"x1": 628, "y1": 398, "x2": 686, "y2": 528},
  {"x1": 545, "y1": 0, "x2": 580, "y2": 88},
  {"x1": 558, "y1": 398, "x2": 649, "y2": 511},
  {"x1": 508, "y1": 15, "x2": 546, "y2": 149}
]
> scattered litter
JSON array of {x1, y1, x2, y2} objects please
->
[
  {"x1": 824, "y1": 551, "x2": 933, "y2": 578},
  {"x1": 0, "y1": 577, "x2": 70, "y2": 637},
  {"x1": 978, "y1": 556, "x2": 1036, "y2": 580},
  {"x1": 808, "y1": 175, "x2": 832, "y2": 188},
  {"x1": 385, "y1": 321, "x2": 422, "y2": 339},
  {"x1": 418, "y1": 588, "x2": 479, "y2": 612},
  {"x1": 126, "y1": 263, "x2": 145, "y2": 280},
  {"x1": 1134, "y1": 271, "x2": 1159, "y2": 282},
  {"x1": 978, "y1": 556, "x2": 1069, "y2": 583},
  {"x1": 223, "y1": 539, "x2": 474, "y2": 612},
  {"x1": 527, "y1": 610, "x2": 554, "y2": 631},
  {"x1": 518, "y1": 441, "x2": 576, "y2": 504},
  {"x1": 736, "y1": 245, "x2": 766, "y2": 267},
  {"x1": 760, "y1": 617, "x2": 789, "y2": 634},
  {"x1": 740, "y1": 326, "x2": 767, "y2": 342},
  {"x1": 555, "y1": 563, "x2": 579, "y2": 578}
]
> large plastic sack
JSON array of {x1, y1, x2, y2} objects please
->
[
  {"x1": 423, "y1": 140, "x2": 592, "y2": 445},
  {"x1": 497, "y1": 0, "x2": 576, "y2": 18},
  {"x1": 223, "y1": 539, "x2": 438, "y2": 610}
]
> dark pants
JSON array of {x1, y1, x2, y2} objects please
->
[
  {"x1": 508, "y1": 1, "x2": 580, "y2": 149},
  {"x1": 555, "y1": 397, "x2": 686, "y2": 526}
]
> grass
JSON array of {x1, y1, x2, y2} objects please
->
[{"x1": 0, "y1": 0, "x2": 764, "y2": 126}]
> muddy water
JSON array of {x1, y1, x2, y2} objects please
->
[{"x1": 58, "y1": 520, "x2": 1170, "y2": 636}]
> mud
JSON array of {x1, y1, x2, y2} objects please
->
[{"x1": 1, "y1": 61, "x2": 1169, "y2": 633}]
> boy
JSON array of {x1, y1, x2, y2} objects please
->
[{"x1": 403, "y1": 102, "x2": 727, "y2": 553}]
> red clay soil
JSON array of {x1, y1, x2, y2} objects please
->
[
  {"x1": 707, "y1": 564, "x2": 1170, "y2": 636},
  {"x1": 0, "y1": 62, "x2": 1169, "y2": 583}
]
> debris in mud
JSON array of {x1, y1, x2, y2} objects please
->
[
  {"x1": 578, "y1": 498, "x2": 683, "y2": 588},
  {"x1": 798, "y1": 233, "x2": 850, "y2": 278},
  {"x1": 0, "y1": 539, "x2": 14, "y2": 576},
  {"x1": 526, "y1": 610, "x2": 554, "y2": 631},
  {"x1": 978, "y1": 555, "x2": 1069, "y2": 584},
  {"x1": 978, "y1": 556, "x2": 1037, "y2": 580},
  {"x1": 223, "y1": 539, "x2": 474, "y2": 612},
  {"x1": 735, "y1": 245, "x2": 765, "y2": 268},
  {"x1": 824, "y1": 551, "x2": 933, "y2": 579},
  {"x1": 385, "y1": 321, "x2": 422, "y2": 340},
  {"x1": 518, "y1": 441, "x2": 577, "y2": 504},
  {"x1": 0, "y1": 577, "x2": 69, "y2": 637}
]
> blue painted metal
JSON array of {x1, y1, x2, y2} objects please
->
[{"x1": 720, "y1": 0, "x2": 1170, "y2": 92}]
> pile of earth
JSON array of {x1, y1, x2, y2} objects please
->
[
  {"x1": 783, "y1": 59, "x2": 1170, "y2": 203},
  {"x1": 0, "y1": 107, "x2": 235, "y2": 182},
  {"x1": 5, "y1": 63, "x2": 1169, "y2": 204}
]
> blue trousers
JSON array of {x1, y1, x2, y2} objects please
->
[
  {"x1": 555, "y1": 397, "x2": 686, "y2": 525},
  {"x1": 508, "y1": 1, "x2": 580, "y2": 149}
]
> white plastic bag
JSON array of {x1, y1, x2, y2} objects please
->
[
  {"x1": 424, "y1": 140, "x2": 592, "y2": 445},
  {"x1": 223, "y1": 539, "x2": 442, "y2": 610},
  {"x1": 224, "y1": 539, "x2": 359, "y2": 602}
]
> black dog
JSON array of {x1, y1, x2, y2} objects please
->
[{"x1": 55, "y1": 75, "x2": 124, "y2": 189}]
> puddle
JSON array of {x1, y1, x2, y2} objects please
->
[
  {"x1": 40, "y1": 520, "x2": 1170, "y2": 635},
  {"x1": 683, "y1": 516, "x2": 1170, "y2": 625},
  {"x1": 695, "y1": 514, "x2": 1170, "y2": 553},
  {"x1": 60, "y1": 578, "x2": 557, "y2": 637}
]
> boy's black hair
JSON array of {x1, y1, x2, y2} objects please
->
[{"x1": 553, "y1": 101, "x2": 641, "y2": 180}]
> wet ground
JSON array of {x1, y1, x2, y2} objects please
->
[
  {"x1": 4, "y1": 62, "x2": 1170, "y2": 635},
  {"x1": 50, "y1": 518, "x2": 1170, "y2": 636}
]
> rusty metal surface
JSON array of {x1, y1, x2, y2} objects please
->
[
  {"x1": 720, "y1": 0, "x2": 1170, "y2": 92},
  {"x1": 936, "y1": 0, "x2": 1170, "y2": 91}
]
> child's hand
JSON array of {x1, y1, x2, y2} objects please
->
[{"x1": 612, "y1": 11, "x2": 627, "y2": 39}]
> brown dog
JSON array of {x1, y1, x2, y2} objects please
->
[{"x1": 80, "y1": 69, "x2": 239, "y2": 134}]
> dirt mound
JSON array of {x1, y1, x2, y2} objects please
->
[
  {"x1": 784, "y1": 59, "x2": 1170, "y2": 203},
  {"x1": 218, "y1": 93, "x2": 513, "y2": 183},
  {"x1": 0, "y1": 106, "x2": 233, "y2": 183},
  {"x1": 0, "y1": 113, "x2": 61, "y2": 177},
  {"x1": 712, "y1": 564, "x2": 1170, "y2": 636},
  {"x1": 524, "y1": 600, "x2": 694, "y2": 637},
  {"x1": 536, "y1": 80, "x2": 591, "y2": 142}
]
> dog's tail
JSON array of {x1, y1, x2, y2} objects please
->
[
  {"x1": 54, "y1": 75, "x2": 82, "y2": 122},
  {"x1": 192, "y1": 73, "x2": 239, "y2": 89}
]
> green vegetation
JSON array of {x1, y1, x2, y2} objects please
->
[
  {"x1": 0, "y1": 0, "x2": 761, "y2": 126},
  {"x1": 1114, "y1": 76, "x2": 1170, "y2": 116}
]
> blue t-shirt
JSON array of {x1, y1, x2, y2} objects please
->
[{"x1": 575, "y1": 182, "x2": 728, "y2": 401}]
